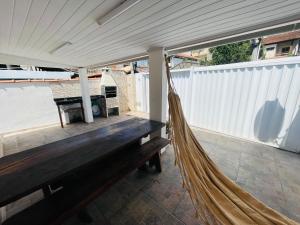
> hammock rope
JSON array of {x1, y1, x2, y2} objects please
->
[{"x1": 165, "y1": 55, "x2": 299, "y2": 225}]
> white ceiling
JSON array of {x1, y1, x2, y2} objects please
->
[{"x1": 0, "y1": 0, "x2": 300, "y2": 68}]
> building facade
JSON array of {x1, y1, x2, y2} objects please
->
[{"x1": 262, "y1": 30, "x2": 300, "y2": 59}]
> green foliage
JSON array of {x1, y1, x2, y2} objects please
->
[
  {"x1": 209, "y1": 41, "x2": 252, "y2": 65},
  {"x1": 198, "y1": 57, "x2": 211, "y2": 66}
]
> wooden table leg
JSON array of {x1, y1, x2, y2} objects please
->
[
  {"x1": 134, "y1": 139, "x2": 148, "y2": 171},
  {"x1": 80, "y1": 103, "x2": 85, "y2": 123},
  {"x1": 57, "y1": 105, "x2": 64, "y2": 128},
  {"x1": 150, "y1": 152, "x2": 162, "y2": 173}
]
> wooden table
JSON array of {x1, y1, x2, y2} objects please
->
[{"x1": 0, "y1": 118, "x2": 165, "y2": 208}]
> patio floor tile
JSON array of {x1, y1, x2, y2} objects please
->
[{"x1": 2, "y1": 115, "x2": 299, "y2": 224}]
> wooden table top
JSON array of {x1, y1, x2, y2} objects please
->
[{"x1": 0, "y1": 118, "x2": 165, "y2": 206}]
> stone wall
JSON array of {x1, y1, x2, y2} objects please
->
[
  {"x1": 50, "y1": 74, "x2": 136, "y2": 113},
  {"x1": 51, "y1": 79, "x2": 101, "y2": 98},
  {"x1": 110, "y1": 71, "x2": 137, "y2": 112},
  {"x1": 126, "y1": 74, "x2": 136, "y2": 111},
  {"x1": 111, "y1": 71, "x2": 130, "y2": 112}
]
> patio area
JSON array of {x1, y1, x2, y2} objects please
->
[
  {"x1": 1, "y1": 1, "x2": 300, "y2": 224},
  {"x1": 2, "y1": 114, "x2": 299, "y2": 225}
]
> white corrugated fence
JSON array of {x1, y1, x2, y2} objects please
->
[{"x1": 135, "y1": 57, "x2": 300, "y2": 153}]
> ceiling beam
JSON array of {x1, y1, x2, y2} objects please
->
[{"x1": 89, "y1": 53, "x2": 148, "y2": 69}]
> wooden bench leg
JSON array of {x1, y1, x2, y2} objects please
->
[
  {"x1": 77, "y1": 208, "x2": 93, "y2": 223},
  {"x1": 150, "y1": 152, "x2": 162, "y2": 173},
  {"x1": 57, "y1": 105, "x2": 64, "y2": 128},
  {"x1": 80, "y1": 102, "x2": 85, "y2": 123},
  {"x1": 42, "y1": 185, "x2": 51, "y2": 198}
]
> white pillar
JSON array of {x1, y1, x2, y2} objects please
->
[
  {"x1": 79, "y1": 68, "x2": 94, "y2": 123},
  {"x1": 251, "y1": 38, "x2": 261, "y2": 61},
  {"x1": 148, "y1": 47, "x2": 168, "y2": 137}
]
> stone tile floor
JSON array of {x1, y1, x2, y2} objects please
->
[{"x1": 1, "y1": 114, "x2": 300, "y2": 224}]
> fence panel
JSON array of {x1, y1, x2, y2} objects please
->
[
  {"x1": 135, "y1": 73, "x2": 149, "y2": 113},
  {"x1": 135, "y1": 57, "x2": 300, "y2": 152}
]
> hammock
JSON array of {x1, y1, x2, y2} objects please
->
[{"x1": 165, "y1": 55, "x2": 299, "y2": 225}]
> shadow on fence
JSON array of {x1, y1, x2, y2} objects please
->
[
  {"x1": 280, "y1": 106, "x2": 300, "y2": 153},
  {"x1": 254, "y1": 99, "x2": 285, "y2": 143}
]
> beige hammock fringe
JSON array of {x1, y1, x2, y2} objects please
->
[{"x1": 165, "y1": 55, "x2": 299, "y2": 225}]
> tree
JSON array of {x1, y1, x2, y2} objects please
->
[{"x1": 209, "y1": 41, "x2": 252, "y2": 65}]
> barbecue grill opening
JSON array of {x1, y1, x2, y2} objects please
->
[{"x1": 105, "y1": 86, "x2": 117, "y2": 98}]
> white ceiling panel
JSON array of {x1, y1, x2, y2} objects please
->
[
  {"x1": 0, "y1": 0, "x2": 15, "y2": 51},
  {"x1": 0, "y1": 0, "x2": 299, "y2": 68}
]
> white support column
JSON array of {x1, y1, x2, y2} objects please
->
[
  {"x1": 79, "y1": 68, "x2": 94, "y2": 123},
  {"x1": 251, "y1": 38, "x2": 261, "y2": 61},
  {"x1": 148, "y1": 47, "x2": 168, "y2": 138}
]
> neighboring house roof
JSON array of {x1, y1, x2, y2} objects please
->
[
  {"x1": 262, "y1": 30, "x2": 300, "y2": 44},
  {"x1": 88, "y1": 74, "x2": 102, "y2": 78}
]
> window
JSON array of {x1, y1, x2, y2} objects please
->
[
  {"x1": 266, "y1": 47, "x2": 275, "y2": 51},
  {"x1": 281, "y1": 46, "x2": 290, "y2": 54}
]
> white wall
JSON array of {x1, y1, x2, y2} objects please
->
[
  {"x1": 135, "y1": 57, "x2": 300, "y2": 153},
  {"x1": 135, "y1": 73, "x2": 150, "y2": 113},
  {"x1": 0, "y1": 83, "x2": 59, "y2": 134},
  {"x1": 0, "y1": 79, "x2": 102, "y2": 134}
]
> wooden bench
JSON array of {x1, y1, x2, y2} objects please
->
[
  {"x1": 3, "y1": 137, "x2": 168, "y2": 225},
  {"x1": 0, "y1": 118, "x2": 167, "y2": 225}
]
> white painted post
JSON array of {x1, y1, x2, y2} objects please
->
[
  {"x1": 148, "y1": 47, "x2": 168, "y2": 138},
  {"x1": 79, "y1": 68, "x2": 94, "y2": 123},
  {"x1": 251, "y1": 38, "x2": 261, "y2": 61}
]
